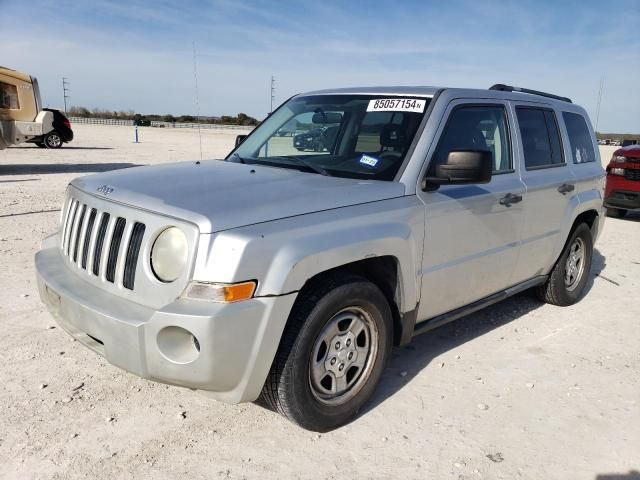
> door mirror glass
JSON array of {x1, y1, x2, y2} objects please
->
[{"x1": 424, "y1": 150, "x2": 493, "y2": 189}]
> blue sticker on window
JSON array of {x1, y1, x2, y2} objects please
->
[{"x1": 359, "y1": 154, "x2": 379, "y2": 168}]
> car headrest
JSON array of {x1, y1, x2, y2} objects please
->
[{"x1": 380, "y1": 125, "x2": 406, "y2": 148}]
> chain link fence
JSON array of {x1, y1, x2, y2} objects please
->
[{"x1": 67, "y1": 117, "x2": 255, "y2": 132}]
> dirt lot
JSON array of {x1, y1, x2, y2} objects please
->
[{"x1": 0, "y1": 126, "x2": 638, "y2": 480}]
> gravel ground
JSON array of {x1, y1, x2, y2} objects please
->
[{"x1": 0, "y1": 126, "x2": 638, "y2": 480}]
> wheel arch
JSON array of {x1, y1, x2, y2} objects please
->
[
  {"x1": 293, "y1": 256, "x2": 410, "y2": 346},
  {"x1": 550, "y1": 207, "x2": 600, "y2": 272},
  {"x1": 565, "y1": 208, "x2": 601, "y2": 244},
  {"x1": 571, "y1": 208, "x2": 599, "y2": 238}
]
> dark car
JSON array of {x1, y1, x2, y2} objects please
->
[
  {"x1": 293, "y1": 125, "x2": 339, "y2": 152},
  {"x1": 27, "y1": 109, "x2": 74, "y2": 148}
]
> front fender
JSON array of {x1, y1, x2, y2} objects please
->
[{"x1": 192, "y1": 196, "x2": 425, "y2": 314}]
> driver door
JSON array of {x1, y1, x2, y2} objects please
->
[{"x1": 415, "y1": 99, "x2": 525, "y2": 321}]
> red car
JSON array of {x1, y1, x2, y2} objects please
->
[{"x1": 604, "y1": 145, "x2": 640, "y2": 218}]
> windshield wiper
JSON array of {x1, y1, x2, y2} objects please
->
[
  {"x1": 277, "y1": 156, "x2": 331, "y2": 176},
  {"x1": 230, "y1": 153, "x2": 247, "y2": 164}
]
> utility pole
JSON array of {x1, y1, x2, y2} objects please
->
[
  {"x1": 595, "y1": 77, "x2": 604, "y2": 133},
  {"x1": 270, "y1": 75, "x2": 276, "y2": 114},
  {"x1": 192, "y1": 41, "x2": 203, "y2": 161},
  {"x1": 62, "y1": 77, "x2": 70, "y2": 114}
]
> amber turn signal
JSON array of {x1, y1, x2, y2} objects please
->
[{"x1": 183, "y1": 281, "x2": 257, "y2": 303}]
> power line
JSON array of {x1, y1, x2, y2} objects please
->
[{"x1": 62, "y1": 77, "x2": 70, "y2": 114}]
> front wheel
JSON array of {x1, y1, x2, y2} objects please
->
[
  {"x1": 536, "y1": 223, "x2": 593, "y2": 306},
  {"x1": 260, "y1": 274, "x2": 393, "y2": 431},
  {"x1": 43, "y1": 131, "x2": 63, "y2": 148}
]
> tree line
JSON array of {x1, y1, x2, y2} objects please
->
[
  {"x1": 67, "y1": 106, "x2": 260, "y2": 126},
  {"x1": 596, "y1": 132, "x2": 640, "y2": 141}
]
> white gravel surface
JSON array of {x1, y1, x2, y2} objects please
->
[{"x1": 0, "y1": 126, "x2": 638, "y2": 480}]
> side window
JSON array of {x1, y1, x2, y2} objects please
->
[
  {"x1": 0, "y1": 81, "x2": 20, "y2": 110},
  {"x1": 563, "y1": 112, "x2": 596, "y2": 163},
  {"x1": 431, "y1": 105, "x2": 512, "y2": 173},
  {"x1": 516, "y1": 107, "x2": 564, "y2": 169}
]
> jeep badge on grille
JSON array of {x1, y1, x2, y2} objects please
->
[{"x1": 97, "y1": 185, "x2": 114, "y2": 196}]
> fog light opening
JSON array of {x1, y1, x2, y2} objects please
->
[{"x1": 157, "y1": 326, "x2": 200, "y2": 364}]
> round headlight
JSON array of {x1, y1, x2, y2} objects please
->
[{"x1": 151, "y1": 227, "x2": 188, "y2": 282}]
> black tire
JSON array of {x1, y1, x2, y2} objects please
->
[
  {"x1": 43, "y1": 131, "x2": 63, "y2": 149},
  {"x1": 607, "y1": 208, "x2": 627, "y2": 219},
  {"x1": 36, "y1": 142, "x2": 46, "y2": 148},
  {"x1": 260, "y1": 273, "x2": 393, "y2": 431},
  {"x1": 536, "y1": 223, "x2": 593, "y2": 306}
]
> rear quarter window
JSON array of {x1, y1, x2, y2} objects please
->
[{"x1": 562, "y1": 112, "x2": 596, "y2": 163}]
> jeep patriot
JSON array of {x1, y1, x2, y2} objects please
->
[{"x1": 36, "y1": 84, "x2": 605, "y2": 431}]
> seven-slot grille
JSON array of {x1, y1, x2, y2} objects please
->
[{"x1": 61, "y1": 197, "x2": 146, "y2": 290}]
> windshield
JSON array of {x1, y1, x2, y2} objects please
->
[{"x1": 227, "y1": 94, "x2": 430, "y2": 181}]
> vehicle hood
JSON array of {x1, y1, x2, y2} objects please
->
[
  {"x1": 71, "y1": 160, "x2": 406, "y2": 233},
  {"x1": 616, "y1": 145, "x2": 640, "y2": 158}
]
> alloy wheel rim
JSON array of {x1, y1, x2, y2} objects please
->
[
  {"x1": 564, "y1": 237, "x2": 586, "y2": 291},
  {"x1": 47, "y1": 134, "x2": 61, "y2": 147},
  {"x1": 309, "y1": 306, "x2": 378, "y2": 406}
]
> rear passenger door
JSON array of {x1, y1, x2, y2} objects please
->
[{"x1": 511, "y1": 103, "x2": 578, "y2": 284}]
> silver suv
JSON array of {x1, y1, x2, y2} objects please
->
[{"x1": 35, "y1": 84, "x2": 605, "y2": 431}]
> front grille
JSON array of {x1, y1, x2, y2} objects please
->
[
  {"x1": 92, "y1": 213, "x2": 110, "y2": 276},
  {"x1": 105, "y1": 217, "x2": 126, "y2": 283},
  {"x1": 60, "y1": 197, "x2": 146, "y2": 290},
  {"x1": 123, "y1": 222, "x2": 146, "y2": 290},
  {"x1": 624, "y1": 168, "x2": 640, "y2": 181}
]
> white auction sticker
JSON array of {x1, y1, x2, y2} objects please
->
[{"x1": 367, "y1": 98, "x2": 426, "y2": 113}]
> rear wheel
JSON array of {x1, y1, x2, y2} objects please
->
[
  {"x1": 43, "y1": 131, "x2": 63, "y2": 148},
  {"x1": 607, "y1": 208, "x2": 627, "y2": 218},
  {"x1": 260, "y1": 273, "x2": 392, "y2": 431},
  {"x1": 536, "y1": 223, "x2": 593, "y2": 306}
]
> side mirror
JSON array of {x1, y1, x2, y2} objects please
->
[
  {"x1": 422, "y1": 150, "x2": 493, "y2": 190},
  {"x1": 235, "y1": 135, "x2": 248, "y2": 147}
]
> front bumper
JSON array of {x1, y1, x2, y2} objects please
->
[
  {"x1": 604, "y1": 172, "x2": 640, "y2": 211},
  {"x1": 604, "y1": 190, "x2": 640, "y2": 211},
  {"x1": 35, "y1": 242, "x2": 297, "y2": 403}
]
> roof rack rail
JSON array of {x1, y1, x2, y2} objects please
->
[{"x1": 489, "y1": 84, "x2": 572, "y2": 103}]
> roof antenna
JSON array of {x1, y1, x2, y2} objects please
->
[{"x1": 192, "y1": 41, "x2": 203, "y2": 162}]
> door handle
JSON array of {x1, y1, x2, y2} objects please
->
[
  {"x1": 499, "y1": 193, "x2": 523, "y2": 207},
  {"x1": 557, "y1": 183, "x2": 575, "y2": 195}
]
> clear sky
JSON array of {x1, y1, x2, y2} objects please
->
[{"x1": 2, "y1": 0, "x2": 639, "y2": 132}]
